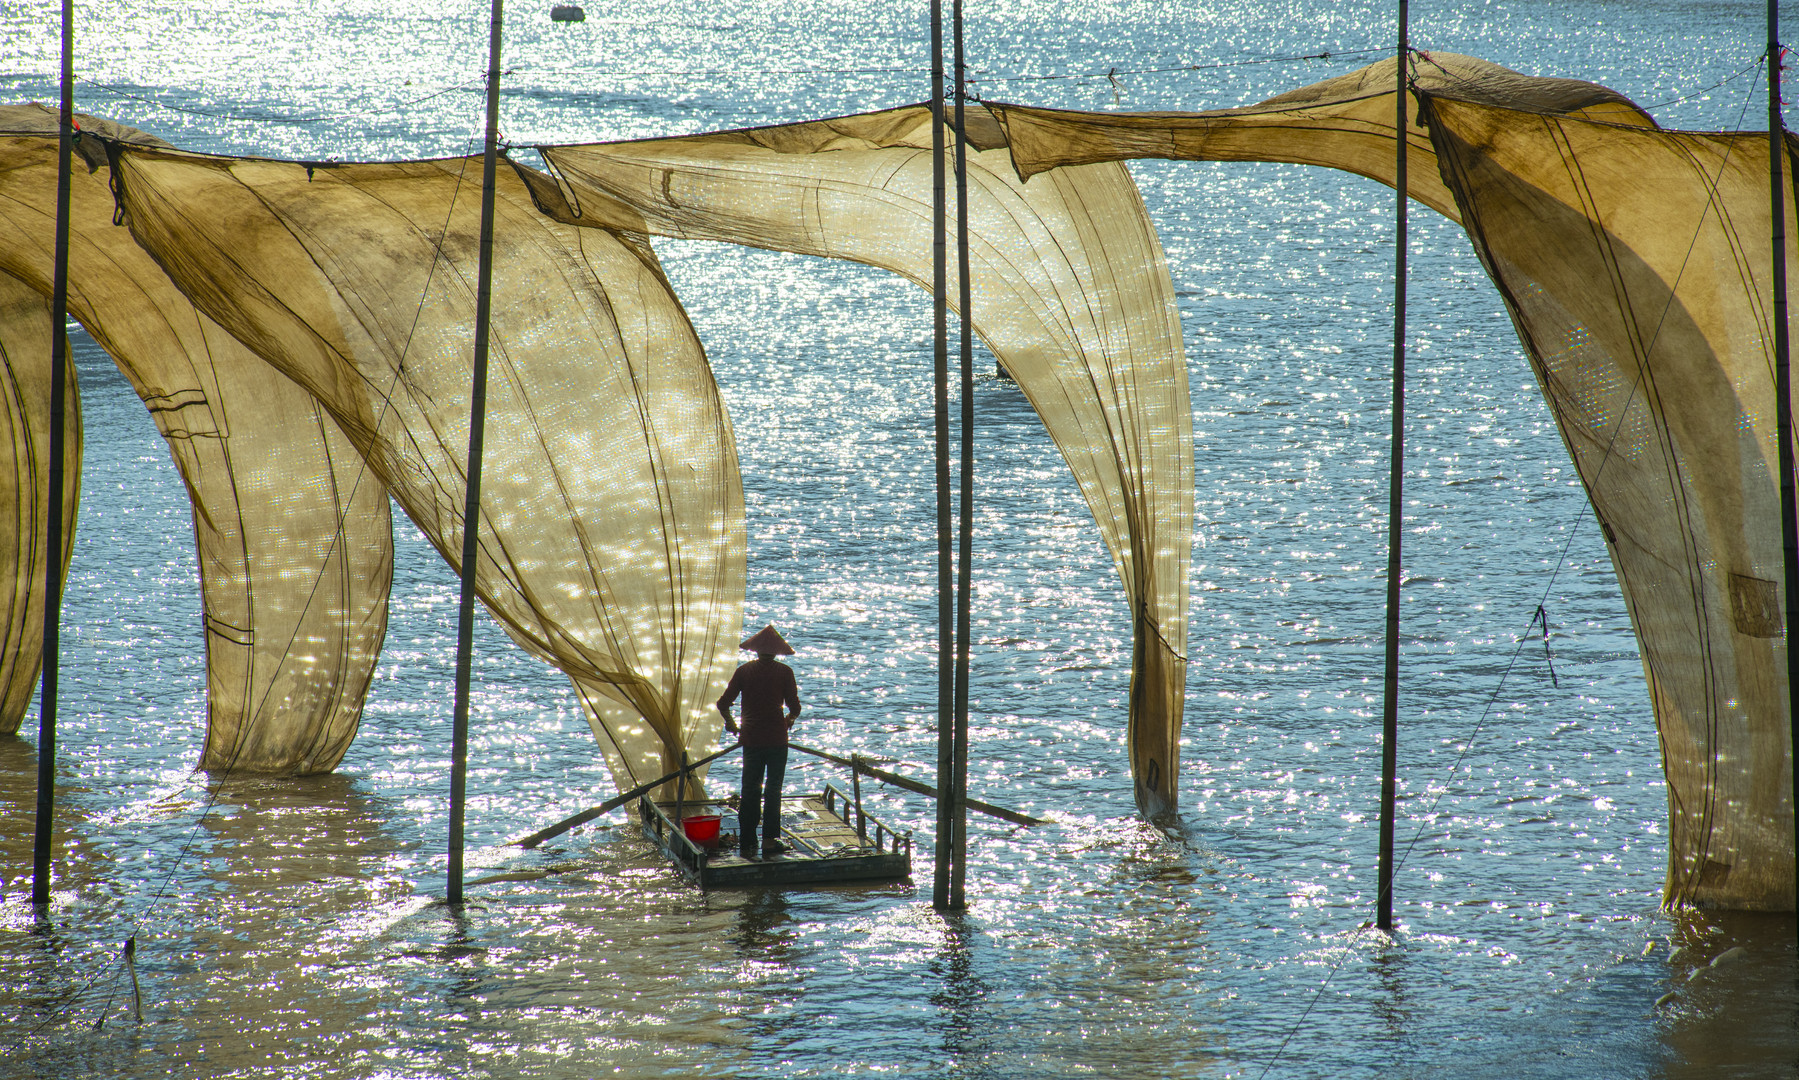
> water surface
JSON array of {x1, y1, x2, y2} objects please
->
[{"x1": 2, "y1": 1, "x2": 1796, "y2": 1076}]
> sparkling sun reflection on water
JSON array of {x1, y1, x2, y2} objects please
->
[{"x1": 3, "y1": 1, "x2": 1798, "y2": 1077}]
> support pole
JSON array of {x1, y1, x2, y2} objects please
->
[
  {"x1": 1766, "y1": 2, "x2": 1797, "y2": 921},
  {"x1": 947, "y1": 0, "x2": 974, "y2": 913},
  {"x1": 851, "y1": 752, "x2": 865, "y2": 835},
  {"x1": 930, "y1": 0, "x2": 957, "y2": 912},
  {"x1": 448, "y1": 0, "x2": 504, "y2": 906},
  {"x1": 32, "y1": 0, "x2": 73, "y2": 912},
  {"x1": 1376, "y1": 17, "x2": 1408, "y2": 934}
]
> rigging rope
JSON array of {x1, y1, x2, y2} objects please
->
[{"x1": 964, "y1": 47, "x2": 1389, "y2": 85}]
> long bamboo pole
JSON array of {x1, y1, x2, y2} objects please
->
[
  {"x1": 31, "y1": 0, "x2": 74, "y2": 911},
  {"x1": 948, "y1": 0, "x2": 974, "y2": 913},
  {"x1": 1376, "y1": 14, "x2": 1408, "y2": 934},
  {"x1": 1767, "y1": 2, "x2": 1797, "y2": 921},
  {"x1": 511, "y1": 742, "x2": 743, "y2": 848},
  {"x1": 930, "y1": 0, "x2": 957, "y2": 912},
  {"x1": 448, "y1": 0, "x2": 504, "y2": 906},
  {"x1": 791, "y1": 744, "x2": 1047, "y2": 827}
]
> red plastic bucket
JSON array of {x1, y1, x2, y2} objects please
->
[{"x1": 682, "y1": 814, "x2": 722, "y2": 845}]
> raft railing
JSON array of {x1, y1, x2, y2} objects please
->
[{"x1": 819, "y1": 782, "x2": 913, "y2": 857}]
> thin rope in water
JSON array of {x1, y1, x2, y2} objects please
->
[
  {"x1": 964, "y1": 47, "x2": 1387, "y2": 85},
  {"x1": 1640, "y1": 57, "x2": 1764, "y2": 112}
]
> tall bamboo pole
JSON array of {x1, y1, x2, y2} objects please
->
[
  {"x1": 448, "y1": 0, "x2": 504, "y2": 906},
  {"x1": 948, "y1": 0, "x2": 974, "y2": 911},
  {"x1": 930, "y1": 0, "x2": 957, "y2": 912},
  {"x1": 31, "y1": 0, "x2": 74, "y2": 911},
  {"x1": 1766, "y1": 2, "x2": 1797, "y2": 921},
  {"x1": 1376, "y1": 14, "x2": 1408, "y2": 934}
]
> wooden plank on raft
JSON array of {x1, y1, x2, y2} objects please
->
[{"x1": 640, "y1": 791, "x2": 911, "y2": 888}]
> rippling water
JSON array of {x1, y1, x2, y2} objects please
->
[{"x1": 4, "y1": 1, "x2": 1798, "y2": 1077}]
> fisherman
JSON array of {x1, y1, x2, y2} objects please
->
[{"x1": 717, "y1": 624, "x2": 802, "y2": 859}]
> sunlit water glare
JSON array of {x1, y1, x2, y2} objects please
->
[{"x1": 2, "y1": 1, "x2": 1797, "y2": 1077}]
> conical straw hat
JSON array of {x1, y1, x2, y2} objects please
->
[{"x1": 739, "y1": 624, "x2": 794, "y2": 655}]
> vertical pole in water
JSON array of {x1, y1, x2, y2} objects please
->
[
  {"x1": 930, "y1": 0, "x2": 957, "y2": 912},
  {"x1": 1376, "y1": 13, "x2": 1408, "y2": 934},
  {"x1": 31, "y1": 0, "x2": 73, "y2": 911},
  {"x1": 1766, "y1": 1, "x2": 1798, "y2": 922},
  {"x1": 948, "y1": 0, "x2": 974, "y2": 911},
  {"x1": 448, "y1": 0, "x2": 504, "y2": 907}
]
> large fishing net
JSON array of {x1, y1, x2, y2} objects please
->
[
  {"x1": 1427, "y1": 98, "x2": 1796, "y2": 910},
  {"x1": 2, "y1": 51, "x2": 1792, "y2": 908},
  {"x1": 986, "y1": 54, "x2": 1796, "y2": 909},
  {"x1": 538, "y1": 107, "x2": 1194, "y2": 817},
  {"x1": 104, "y1": 145, "x2": 745, "y2": 797},
  {"x1": 0, "y1": 105, "x2": 385, "y2": 773},
  {"x1": 0, "y1": 271, "x2": 79, "y2": 736}
]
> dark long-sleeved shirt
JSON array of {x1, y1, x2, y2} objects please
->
[{"x1": 717, "y1": 658, "x2": 800, "y2": 748}]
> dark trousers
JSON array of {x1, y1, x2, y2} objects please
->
[{"x1": 739, "y1": 745, "x2": 788, "y2": 852}]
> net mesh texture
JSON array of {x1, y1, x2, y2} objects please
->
[
  {"x1": 106, "y1": 145, "x2": 744, "y2": 798},
  {"x1": 984, "y1": 53, "x2": 1796, "y2": 908},
  {"x1": 1, "y1": 50, "x2": 1794, "y2": 907},
  {"x1": 538, "y1": 106, "x2": 1194, "y2": 817},
  {"x1": 0, "y1": 105, "x2": 384, "y2": 773}
]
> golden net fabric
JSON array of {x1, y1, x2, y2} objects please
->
[
  {"x1": 540, "y1": 105, "x2": 1194, "y2": 816},
  {"x1": 0, "y1": 106, "x2": 387, "y2": 773},
  {"x1": 987, "y1": 52, "x2": 1654, "y2": 222},
  {"x1": 1426, "y1": 101, "x2": 1796, "y2": 909},
  {"x1": 986, "y1": 55, "x2": 1795, "y2": 908},
  {"x1": 0, "y1": 272, "x2": 79, "y2": 735},
  {"x1": 106, "y1": 146, "x2": 744, "y2": 796}
]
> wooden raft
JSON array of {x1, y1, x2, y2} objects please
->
[{"x1": 638, "y1": 782, "x2": 912, "y2": 888}]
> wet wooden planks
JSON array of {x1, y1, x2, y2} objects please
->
[{"x1": 638, "y1": 786, "x2": 911, "y2": 889}]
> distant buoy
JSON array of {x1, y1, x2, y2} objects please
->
[{"x1": 550, "y1": 5, "x2": 585, "y2": 21}]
